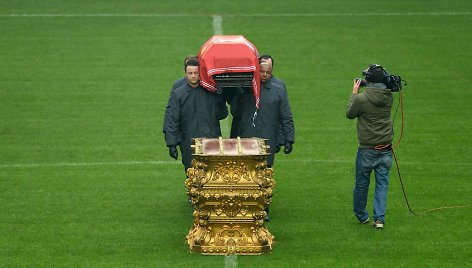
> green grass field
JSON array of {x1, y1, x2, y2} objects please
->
[{"x1": 1, "y1": 1, "x2": 471, "y2": 267}]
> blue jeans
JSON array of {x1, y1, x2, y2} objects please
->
[{"x1": 353, "y1": 148, "x2": 392, "y2": 224}]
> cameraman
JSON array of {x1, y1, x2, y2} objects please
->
[{"x1": 346, "y1": 64, "x2": 394, "y2": 229}]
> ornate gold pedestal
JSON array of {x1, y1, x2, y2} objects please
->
[{"x1": 185, "y1": 137, "x2": 275, "y2": 255}]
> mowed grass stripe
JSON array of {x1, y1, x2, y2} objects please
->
[{"x1": 0, "y1": 12, "x2": 471, "y2": 17}]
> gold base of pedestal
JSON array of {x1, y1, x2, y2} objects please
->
[
  {"x1": 185, "y1": 138, "x2": 276, "y2": 255},
  {"x1": 186, "y1": 222, "x2": 274, "y2": 255}
]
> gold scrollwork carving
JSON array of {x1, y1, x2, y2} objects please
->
[
  {"x1": 213, "y1": 197, "x2": 250, "y2": 218},
  {"x1": 253, "y1": 162, "x2": 275, "y2": 188},
  {"x1": 212, "y1": 161, "x2": 251, "y2": 184},
  {"x1": 214, "y1": 225, "x2": 249, "y2": 246}
]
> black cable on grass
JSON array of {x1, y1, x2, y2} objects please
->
[
  {"x1": 391, "y1": 148, "x2": 417, "y2": 215},
  {"x1": 391, "y1": 90, "x2": 472, "y2": 215}
]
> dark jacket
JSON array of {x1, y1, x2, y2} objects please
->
[
  {"x1": 230, "y1": 77, "x2": 295, "y2": 166},
  {"x1": 229, "y1": 76, "x2": 287, "y2": 148},
  {"x1": 162, "y1": 77, "x2": 186, "y2": 138},
  {"x1": 165, "y1": 82, "x2": 228, "y2": 169},
  {"x1": 271, "y1": 76, "x2": 287, "y2": 148},
  {"x1": 346, "y1": 83, "x2": 393, "y2": 148}
]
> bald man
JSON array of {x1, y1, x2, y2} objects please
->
[{"x1": 259, "y1": 55, "x2": 287, "y2": 152}]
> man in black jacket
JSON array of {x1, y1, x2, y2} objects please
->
[
  {"x1": 165, "y1": 59, "x2": 228, "y2": 170},
  {"x1": 230, "y1": 61, "x2": 295, "y2": 167},
  {"x1": 259, "y1": 54, "x2": 286, "y2": 153},
  {"x1": 162, "y1": 55, "x2": 197, "y2": 141}
]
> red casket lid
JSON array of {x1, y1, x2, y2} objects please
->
[{"x1": 198, "y1": 35, "x2": 260, "y2": 108}]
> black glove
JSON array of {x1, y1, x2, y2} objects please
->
[
  {"x1": 283, "y1": 141, "x2": 293, "y2": 154},
  {"x1": 168, "y1": 146, "x2": 178, "y2": 160},
  {"x1": 275, "y1": 144, "x2": 281, "y2": 153}
]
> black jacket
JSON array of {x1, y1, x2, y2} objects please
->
[
  {"x1": 165, "y1": 82, "x2": 228, "y2": 168},
  {"x1": 162, "y1": 77, "x2": 186, "y2": 138},
  {"x1": 230, "y1": 77, "x2": 295, "y2": 166}
]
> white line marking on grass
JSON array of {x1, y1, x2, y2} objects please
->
[
  {"x1": 0, "y1": 12, "x2": 470, "y2": 18},
  {"x1": 215, "y1": 15, "x2": 237, "y2": 267},
  {"x1": 0, "y1": 159, "x2": 470, "y2": 169},
  {"x1": 237, "y1": 12, "x2": 472, "y2": 17},
  {"x1": 0, "y1": 160, "x2": 179, "y2": 168},
  {"x1": 211, "y1": 14, "x2": 232, "y2": 137},
  {"x1": 279, "y1": 159, "x2": 351, "y2": 164},
  {"x1": 224, "y1": 254, "x2": 238, "y2": 268},
  {"x1": 0, "y1": 13, "x2": 195, "y2": 17},
  {"x1": 278, "y1": 158, "x2": 472, "y2": 166},
  {"x1": 212, "y1": 15, "x2": 223, "y2": 35}
]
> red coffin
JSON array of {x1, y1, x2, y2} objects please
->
[{"x1": 198, "y1": 35, "x2": 260, "y2": 108}]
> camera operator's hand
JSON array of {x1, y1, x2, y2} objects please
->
[
  {"x1": 283, "y1": 141, "x2": 293, "y2": 154},
  {"x1": 168, "y1": 146, "x2": 178, "y2": 160},
  {"x1": 353, "y1": 79, "x2": 361, "y2": 94}
]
